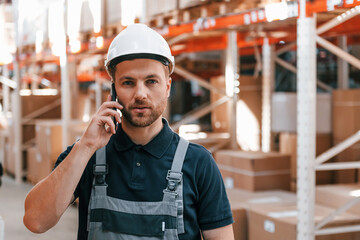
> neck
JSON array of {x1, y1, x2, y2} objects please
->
[{"x1": 121, "y1": 117, "x2": 163, "y2": 145}]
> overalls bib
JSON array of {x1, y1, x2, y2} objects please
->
[{"x1": 87, "y1": 137, "x2": 189, "y2": 240}]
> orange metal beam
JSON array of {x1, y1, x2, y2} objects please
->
[
  {"x1": 158, "y1": 1, "x2": 360, "y2": 39},
  {"x1": 322, "y1": 16, "x2": 360, "y2": 37},
  {"x1": 171, "y1": 35, "x2": 227, "y2": 55},
  {"x1": 306, "y1": 0, "x2": 328, "y2": 16}
]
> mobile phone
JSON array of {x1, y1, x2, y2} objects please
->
[{"x1": 111, "y1": 83, "x2": 118, "y2": 127}]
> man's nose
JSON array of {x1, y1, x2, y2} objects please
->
[{"x1": 134, "y1": 83, "x2": 147, "y2": 99}]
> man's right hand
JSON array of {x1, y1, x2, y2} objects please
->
[
  {"x1": 79, "y1": 95, "x2": 123, "y2": 152},
  {"x1": 23, "y1": 95, "x2": 123, "y2": 234}
]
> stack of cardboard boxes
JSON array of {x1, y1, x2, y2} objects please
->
[
  {"x1": 215, "y1": 150, "x2": 291, "y2": 191},
  {"x1": 213, "y1": 88, "x2": 360, "y2": 239},
  {"x1": 227, "y1": 188, "x2": 297, "y2": 240},
  {"x1": 279, "y1": 133, "x2": 334, "y2": 191},
  {"x1": 3, "y1": 92, "x2": 95, "y2": 183},
  {"x1": 26, "y1": 120, "x2": 62, "y2": 184},
  {"x1": 210, "y1": 75, "x2": 262, "y2": 151},
  {"x1": 4, "y1": 95, "x2": 61, "y2": 176},
  {"x1": 213, "y1": 149, "x2": 293, "y2": 239},
  {"x1": 227, "y1": 187, "x2": 360, "y2": 240},
  {"x1": 332, "y1": 89, "x2": 360, "y2": 183},
  {"x1": 26, "y1": 120, "x2": 88, "y2": 184},
  {"x1": 247, "y1": 201, "x2": 360, "y2": 240}
]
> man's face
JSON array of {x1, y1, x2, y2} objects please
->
[{"x1": 114, "y1": 59, "x2": 171, "y2": 128}]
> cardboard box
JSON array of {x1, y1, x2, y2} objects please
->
[
  {"x1": 210, "y1": 75, "x2": 262, "y2": 151},
  {"x1": 333, "y1": 141, "x2": 360, "y2": 184},
  {"x1": 227, "y1": 188, "x2": 296, "y2": 240},
  {"x1": 4, "y1": 121, "x2": 27, "y2": 176},
  {"x1": 332, "y1": 89, "x2": 360, "y2": 141},
  {"x1": 189, "y1": 132, "x2": 230, "y2": 153},
  {"x1": 21, "y1": 94, "x2": 61, "y2": 119},
  {"x1": 179, "y1": 0, "x2": 208, "y2": 9},
  {"x1": 146, "y1": 0, "x2": 177, "y2": 18},
  {"x1": 316, "y1": 183, "x2": 360, "y2": 215},
  {"x1": 214, "y1": 150, "x2": 291, "y2": 191},
  {"x1": 248, "y1": 202, "x2": 360, "y2": 240},
  {"x1": 11, "y1": 94, "x2": 62, "y2": 144},
  {"x1": 35, "y1": 120, "x2": 63, "y2": 166},
  {"x1": 106, "y1": 0, "x2": 122, "y2": 24},
  {"x1": 271, "y1": 92, "x2": 332, "y2": 133},
  {"x1": 230, "y1": 204, "x2": 247, "y2": 240},
  {"x1": 68, "y1": 121, "x2": 88, "y2": 143},
  {"x1": 4, "y1": 147, "x2": 26, "y2": 177},
  {"x1": 27, "y1": 147, "x2": 52, "y2": 184},
  {"x1": 210, "y1": 76, "x2": 232, "y2": 133},
  {"x1": 279, "y1": 132, "x2": 334, "y2": 190},
  {"x1": 332, "y1": 89, "x2": 360, "y2": 183}
]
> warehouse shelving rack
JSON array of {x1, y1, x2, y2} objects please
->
[
  {"x1": 1, "y1": 0, "x2": 360, "y2": 239},
  {"x1": 151, "y1": 1, "x2": 360, "y2": 239}
]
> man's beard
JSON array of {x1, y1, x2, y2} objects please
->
[{"x1": 121, "y1": 99, "x2": 166, "y2": 127}]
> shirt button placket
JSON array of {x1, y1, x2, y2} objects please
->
[{"x1": 135, "y1": 147, "x2": 142, "y2": 167}]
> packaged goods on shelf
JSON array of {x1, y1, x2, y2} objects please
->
[
  {"x1": 179, "y1": 0, "x2": 259, "y2": 11},
  {"x1": 271, "y1": 92, "x2": 332, "y2": 134},
  {"x1": 248, "y1": 202, "x2": 360, "y2": 240},
  {"x1": 4, "y1": 94, "x2": 61, "y2": 176},
  {"x1": 27, "y1": 147, "x2": 52, "y2": 184},
  {"x1": 188, "y1": 132, "x2": 230, "y2": 153},
  {"x1": 75, "y1": 89, "x2": 109, "y2": 121},
  {"x1": 279, "y1": 132, "x2": 334, "y2": 191},
  {"x1": 106, "y1": 0, "x2": 122, "y2": 25},
  {"x1": 316, "y1": 183, "x2": 360, "y2": 216},
  {"x1": 214, "y1": 150, "x2": 291, "y2": 191},
  {"x1": 146, "y1": 0, "x2": 177, "y2": 19},
  {"x1": 147, "y1": 0, "x2": 261, "y2": 27},
  {"x1": 258, "y1": 0, "x2": 283, "y2": 7},
  {"x1": 227, "y1": 188, "x2": 296, "y2": 240},
  {"x1": 33, "y1": 119, "x2": 88, "y2": 171},
  {"x1": 0, "y1": 130, "x2": 6, "y2": 172},
  {"x1": 23, "y1": 120, "x2": 88, "y2": 183},
  {"x1": 20, "y1": 94, "x2": 62, "y2": 143},
  {"x1": 333, "y1": 140, "x2": 360, "y2": 184},
  {"x1": 5, "y1": 119, "x2": 27, "y2": 176},
  {"x1": 332, "y1": 89, "x2": 360, "y2": 183},
  {"x1": 35, "y1": 120, "x2": 63, "y2": 167},
  {"x1": 210, "y1": 75, "x2": 262, "y2": 151},
  {"x1": 332, "y1": 89, "x2": 360, "y2": 140},
  {"x1": 69, "y1": 122, "x2": 88, "y2": 143}
]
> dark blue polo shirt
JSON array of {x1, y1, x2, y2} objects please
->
[{"x1": 55, "y1": 119, "x2": 233, "y2": 240}]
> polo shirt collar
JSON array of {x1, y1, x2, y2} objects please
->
[{"x1": 114, "y1": 118, "x2": 175, "y2": 159}]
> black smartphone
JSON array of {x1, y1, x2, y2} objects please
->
[{"x1": 111, "y1": 83, "x2": 118, "y2": 127}]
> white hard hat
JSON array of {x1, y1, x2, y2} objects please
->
[{"x1": 105, "y1": 23, "x2": 175, "y2": 75}]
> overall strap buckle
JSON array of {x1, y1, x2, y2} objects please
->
[
  {"x1": 93, "y1": 164, "x2": 108, "y2": 186},
  {"x1": 165, "y1": 170, "x2": 182, "y2": 192}
]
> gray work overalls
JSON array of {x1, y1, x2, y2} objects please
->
[{"x1": 87, "y1": 137, "x2": 189, "y2": 240}]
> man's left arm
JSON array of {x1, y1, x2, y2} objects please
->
[
  {"x1": 193, "y1": 146, "x2": 234, "y2": 239},
  {"x1": 202, "y1": 225, "x2": 234, "y2": 240}
]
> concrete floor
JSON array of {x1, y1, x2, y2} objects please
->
[{"x1": 0, "y1": 175, "x2": 78, "y2": 240}]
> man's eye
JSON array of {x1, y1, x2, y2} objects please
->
[
  {"x1": 147, "y1": 79, "x2": 157, "y2": 84},
  {"x1": 122, "y1": 81, "x2": 134, "y2": 86}
]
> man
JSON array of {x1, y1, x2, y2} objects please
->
[{"x1": 23, "y1": 23, "x2": 234, "y2": 240}]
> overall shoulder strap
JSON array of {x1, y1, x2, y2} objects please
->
[
  {"x1": 171, "y1": 136, "x2": 189, "y2": 172},
  {"x1": 93, "y1": 146, "x2": 108, "y2": 196},
  {"x1": 163, "y1": 136, "x2": 189, "y2": 234},
  {"x1": 164, "y1": 137, "x2": 189, "y2": 192}
]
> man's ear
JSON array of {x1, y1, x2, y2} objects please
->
[{"x1": 167, "y1": 77, "x2": 172, "y2": 97}]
